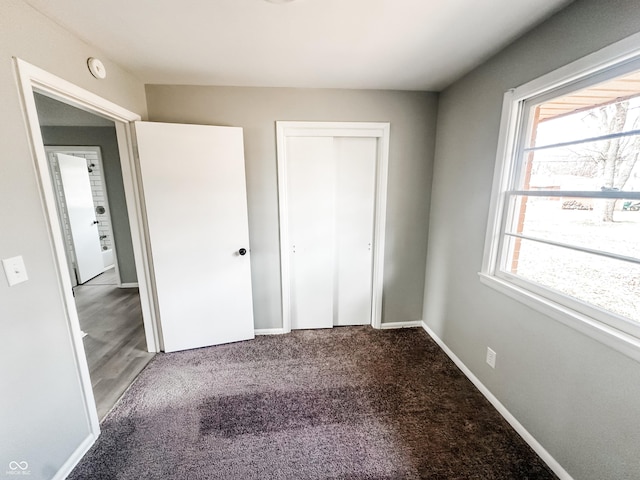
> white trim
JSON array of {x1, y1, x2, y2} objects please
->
[
  {"x1": 276, "y1": 121, "x2": 390, "y2": 333},
  {"x1": 13, "y1": 58, "x2": 162, "y2": 463},
  {"x1": 13, "y1": 59, "x2": 161, "y2": 353},
  {"x1": 479, "y1": 274, "x2": 640, "y2": 363},
  {"x1": 119, "y1": 282, "x2": 139, "y2": 289},
  {"x1": 379, "y1": 320, "x2": 422, "y2": 329},
  {"x1": 114, "y1": 121, "x2": 163, "y2": 351},
  {"x1": 420, "y1": 322, "x2": 574, "y2": 480},
  {"x1": 14, "y1": 57, "x2": 101, "y2": 440},
  {"x1": 372, "y1": 124, "x2": 390, "y2": 330},
  {"x1": 13, "y1": 58, "x2": 161, "y2": 345},
  {"x1": 255, "y1": 328, "x2": 287, "y2": 335},
  {"x1": 497, "y1": 269, "x2": 640, "y2": 338},
  {"x1": 51, "y1": 433, "x2": 97, "y2": 480},
  {"x1": 481, "y1": 90, "x2": 518, "y2": 275},
  {"x1": 15, "y1": 60, "x2": 142, "y2": 122}
]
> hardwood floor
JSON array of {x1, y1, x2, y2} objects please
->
[
  {"x1": 74, "y1": 273, "x2": 154, "y2": 420},
  {"x1": 83, "y1": 267, "x2": 118, "y2": 286}
]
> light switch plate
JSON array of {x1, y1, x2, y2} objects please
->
[
  {"x1": 486, "y1": 347, "x2": 497, "y2": 369},
  {"x1": 2, "y1": 256, "x2": 28, "y2": 286}
]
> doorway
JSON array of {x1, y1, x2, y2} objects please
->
[
  {"x1": 276, "y1": 122, "x2": 390, "y2": 332},
  {"x1": 33, "y1": 93, "x2": 154, "y2": 420},
  {"x1": 15, "y1": 58, "x2": 161, "y2": 441},
  {"x1": 45, "y1": 147, "x2": 116, "y2": 286}
]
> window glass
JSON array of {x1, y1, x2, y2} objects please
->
[
  {"x1": 507, "y1": 237, "x2": 639, "y2": 322},
  {"x1": 505, "y1": 195, "x2": 639, "y2": 260},
  {"x1": 498, "y1": 68, "x2": 640, "y2": 331}
]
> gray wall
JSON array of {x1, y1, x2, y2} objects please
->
[
  {"x1": 424, "y1": 1, "x2": 640, "y2": 479},
  {"x1": 146, "y1": 86, "x2": 438, "y2": 330},
  {"x1": 0, "y1": 1, "x2": 147, "y2": 478},
  {"x1": 41, "y1": 126, "x2": 138, "y2": 284}
]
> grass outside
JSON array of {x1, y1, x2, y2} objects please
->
[{"x1": 510, "y1": 198, "x2": 640, "y2": 322}]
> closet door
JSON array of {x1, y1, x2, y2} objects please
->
[
  {"x1": 334, "y1": 137, "x2": 377, "y2": 326},
  {"x1": 286, "y1": 135, "x2": 377, "y2": 329},
  {"x1": 287, "y1": 136, "x2": 335, "y2": 330}
]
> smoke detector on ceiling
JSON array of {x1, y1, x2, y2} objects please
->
[{"x1": 87, "y1": 57, "x2": 107, "y2": 79}]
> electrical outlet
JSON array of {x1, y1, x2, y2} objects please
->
[{"x1": 486, "y1": 347, "x2": 497, "y2": 369}]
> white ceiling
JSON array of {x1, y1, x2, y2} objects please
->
[{"x1": 25, "y1": 0, "x2": 573, "y2": 91}]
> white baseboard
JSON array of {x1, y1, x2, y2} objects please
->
[
  {"x1": 255, "y1": 328, "x2": 287, "y2": 335},
  {"x1": 52, "y1": 432, "x2": 97, "y2": 480},
  {"x1": 118, "y1": 282, "x2": 139, "y2": 288},
  {"x1": 420, "y1": 321, "x2": 573, "y2": 480},
  {"x1": 379, "y1": 320, "x2": 422, "y2": 329}
]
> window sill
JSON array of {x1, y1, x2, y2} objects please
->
[{"x1": 478, "y1": 272, "x2": 640, "y2": 364}]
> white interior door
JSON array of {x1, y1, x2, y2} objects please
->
[
  {"x1": 285, "y1": 135, "x2": 377, "y2": 330},
  {"x1": 135, "y1": 121, "x2": 255, "y2": 352},
  {"x1": 57, "y1": 153, "x2": 104, "y2": 284}
]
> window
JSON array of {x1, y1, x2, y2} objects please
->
[{"x1": 482, "y1": 35, "x2": 640, "y2": 353}]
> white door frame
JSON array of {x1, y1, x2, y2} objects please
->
[
  {"x1": 276, "y1": 121, "x2": 390, "y2": 332},
  {"x1": 13, "y1": 58, "x2": 162, "y2": 443}
]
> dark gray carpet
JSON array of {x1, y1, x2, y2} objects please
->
[{"x1": 69, "y1": 327, "x2": 557, "y2": 479}]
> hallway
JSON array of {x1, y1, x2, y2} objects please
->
[{"x1": 74, "y1": 269, "x2": 154, "y2": 420}]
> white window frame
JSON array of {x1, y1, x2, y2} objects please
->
[{"x1": 480, "y1": 32, "x2": 640, "y2": 363}]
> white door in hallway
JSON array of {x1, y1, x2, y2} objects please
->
[
  {"x1": 135, "y1": 121, "x2": 255, "y2": 352},
  {"x1": 286, "y1": 135, "x2": 377, "y2": 329},
  {"x1": 57, "y1": 153, "x2": 105, "y2": 284}
]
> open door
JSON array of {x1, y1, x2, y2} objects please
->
[
  {"x1": 57, "y1": 153, "x2": 105, "y2": 284},
  {"x1": 135, "y1": 121, "x2": 255, "y2": 352}
]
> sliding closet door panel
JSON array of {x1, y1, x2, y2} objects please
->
[
  {"x1": 334, "y1": 137, "x2": 377, "y2": 326},
  {"x1": 287, "y1": 136, "x2": 335, "y2": 330}
]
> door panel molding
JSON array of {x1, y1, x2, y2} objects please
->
[{"x1": 276, "y1": 121, "x2": 391, "y2": 332}]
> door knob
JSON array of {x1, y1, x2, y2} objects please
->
[{"x1": 238, "y1": 248, "x2": 247, "y2": 256}]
